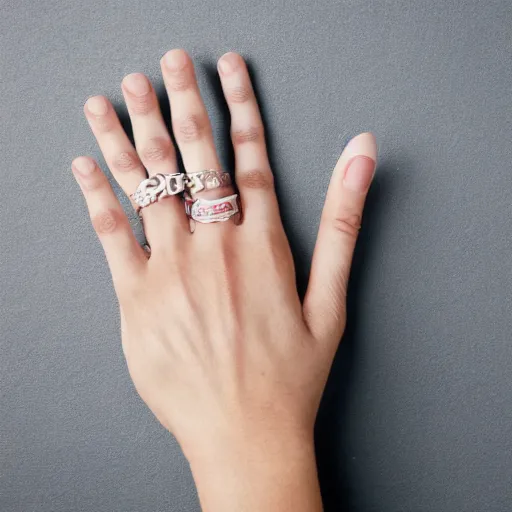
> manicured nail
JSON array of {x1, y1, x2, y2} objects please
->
[
  {"x1": 163, "y1": 49, "x2": 188, "y2": 71},
  {"x1": 218, "y1": 53, "x2": 239, "y2": 75},
  {"x1": 72, "y1": 157, "x2": 95, "y2": 176},
  {"x1": 123, "y1": 73, "x2": 150, "y2": 96},
  {"x1": 343, "y1": 155, "x2": 376, "y2": 192},
  {"x1": 86, "y1": 96, "x2": 109, "y2": 116}
]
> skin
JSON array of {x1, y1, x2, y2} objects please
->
[{"x1": 72, "y1": 49, "x2": 377, "y2": 512}]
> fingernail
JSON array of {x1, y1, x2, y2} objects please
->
[
  {"x1": 163, "y1": 49, "x2": 188, "y2": 71},
  {"x1": 218, "y1": 53, "x2": 239, "y2": 75},
  {"x1": 343, "y1": 155, "x2": 376, "y2": 192},
  {"x1": 123, "y1": 73, "x2": 150, "y2": 96},
  {"x1": 86, "y1": 96, "x2": 109, "y2": 116},
  {"x1": 72, "y1": 157, "x2": 95, "y2": 176}
]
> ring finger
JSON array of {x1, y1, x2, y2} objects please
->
[{"x1": 217, "y1": 52, "x2": 279, "y2": 228}]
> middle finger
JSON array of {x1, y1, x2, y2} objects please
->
[
  {"x1": 160, "y1": 49, "x2": 221, "y2": 173},
  {"x1": 160, "y1": 50, "x2": 237, "y2": 235}
]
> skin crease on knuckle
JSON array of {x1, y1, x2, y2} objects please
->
[
  {"x1": 175, "y1": 114, "x2": 206, "y2": 143},
  {"x1": 231, "y1": 126, "x2": 261, "y2": 145},
  {"x1": 91, "y1": 209, "x2": 124, "y2": 235},
  {"x1": 236, "y1": 168, "x2": 274, "y2": 190},
  {"x1": 227, "y1": 85, "x2": 252, "y2": 103},
  {"x1": 140, "y1": 137, "x2": 173, "y2": 163},
  {"x1": 112, "y1": 150, "x2": 141, "y2": 173},
  {"x1": 331, "y1": 212, "x2": 362, "y2": 238},
  {"x1": 166, "y1": 66, "x2": 193, "y2": 92},
  {"x1": 127, "y1": 91, "x2": 154, "y2": 116}
]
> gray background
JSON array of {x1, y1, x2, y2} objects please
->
[{"x1": 1, "y1": 0, "x2": 511, "y2": 511}]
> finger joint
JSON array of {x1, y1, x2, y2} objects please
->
[
  {"x1": 227, "y1": 86, "x2": 252, "y2": 104},
  {"x1": 331, "y1": 214, "x2": 361, "y2": 238},
  {"x1": 140, "y1": 137, "x2": 174, "y2": 163},
  {"x1": 167, "y1": 69, "x2": 194, "y2": 92},
  {"x1": 92, "y1": 209, "x2": 125, "y2": 236},
  {"x1": 232, "y1": 126, "x2": 262, "y2": 145},
  {"x1": 237, "y1": 168, "x2": 274, "y2": 190},
  {"x1": 112, "y1": 151, "x2": 142, "y2": 173},
  {"x1": 129, "y1": 93, "x2": 155, "y2": 116},
  {"x1": 175, "y1": 114, "x2": 207, "y2": 143}
]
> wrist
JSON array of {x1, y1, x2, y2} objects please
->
[
  {"x1": 182, "y1": 422, "x2": 323, "y2": 512},
  {"x1": 187, "y1": 425, "x2": 314, "y2": 468},
  {"x1": 181, "y1": 416, "x2": 315, "y2": 468}
]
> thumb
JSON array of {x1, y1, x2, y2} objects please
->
[{"x1": 303, "y1": 132, "x2": 377, "y2": 343}]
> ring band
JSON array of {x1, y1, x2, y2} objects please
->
[
  {"x1": 184, "y1": 193, "x2": 239, "y2": 224},
  {"x1": 132, "y1": 173, "x2": 186, "y2": 209},
  {"x1": 185, "y1": 170, "x2": 232, "y2": 194}
]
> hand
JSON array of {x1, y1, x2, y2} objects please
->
[{"x1": 72, "y1": 49, "x2": 377, "y2": 512}]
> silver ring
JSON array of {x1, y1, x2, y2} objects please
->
[
  {"x1": 185, "y1": 170, "x2": 232, "y2": 194},
  {"x1": 184, "y1": 193, "x2": 239, "y2": 224},
  {"x1": 132, "y1": 173, "x2": 186, "y2": 209}
]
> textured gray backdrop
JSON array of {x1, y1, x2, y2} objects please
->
[{"x1": 1, "y1": 1, "x2": 511, "y2": 511}]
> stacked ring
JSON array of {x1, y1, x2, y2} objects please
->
[
  {"x1": 184, "y1": 193, "x2": 239, "y2": 224},
  {"x1": 132, "y1": 173, "x2": 186, "y2": 209},
  {"x1": 185, "y1": 169, "x2": 232, "y2": 194},
  {"x1": 132, "y1": 169, "x2": 239, "y2": 225}
]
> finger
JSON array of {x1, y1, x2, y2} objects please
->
[
  {"x1": 71, "y1": 156, "x2": 146, "y2": 288},
  {"x1": 160, "y1": 49, "x2": 221, "y2": 175},
  {"x1": 83, "y1": 96, "x2": 146, "y2": 211},
  {"x1": 217, "y1": 52, "x2": 279, "y2": 226},
  {"x1": 160, "y1": 49, "x2": 237, "y2": 234},
  {"x1": 121, "y1": 73, "x2": 189, "y2": 244},
  {"x1": 303, "y1": 132, "x2": 377, "y2": 344}
]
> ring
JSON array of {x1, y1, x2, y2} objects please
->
[
  {"x1": 184, "y1": 193, "x2": 239, "y2": 224},
  {"x1": 185, "y1": 170, "x2": 232, "y2": 194},
  {"x1": 132, "y1": 173, "x2": 186, "y2": 209}
]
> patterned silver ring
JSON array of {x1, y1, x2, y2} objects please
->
[
  {"x1": 184, "y1": 193, "x2": 239, "y2": 224},
  {"x1": 132, "y1": 173, "x2": 186, "y2": 209},
  {"x1": 185, "y1": 170, "x2": 232, "y2": 194}
]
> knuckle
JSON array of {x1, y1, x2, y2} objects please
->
[
  {"x1": 226, "y1": 85, "x2": 252, "y2": 103},
  {"x1": 331, "y1": 213, "x2": 361, "y2": 237},
  {"x1": 91, "y1": 209, "x2": 125, "y2": 235},
  {"x1": 140, "y1": 137, "x2": 174, "y2": 163},
  {"x1": 167, "y1": 68, "x2": 193, "y2": 92},
  {"x1": 237, "y1": 168, "x2": 274, "y2": 190},
  {"x1": 112, "y1": 151, "x2": 142, "y2": 173},
  {"x1": 129, "y1": 94, "x2": 154, "y2": 116},
  {"x1": 175, "y1": 114, "x2": 206, "y2": 143},
  {"x1": 231, "y1": 125, "x2": 262, "y2": 145}
]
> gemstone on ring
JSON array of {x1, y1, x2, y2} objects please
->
[{"x1": 184, "y1": 193, "x2": 239, "y2": 223}]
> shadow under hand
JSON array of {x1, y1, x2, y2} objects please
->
[{"x1": 314, "y1": 163, "x2": 395, "y2": 512}]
